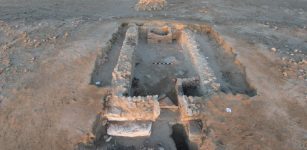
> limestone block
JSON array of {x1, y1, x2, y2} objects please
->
[
  {"x1": 107, "y1": 121, "x2": 152, "y2": 137},
  {"x1": 105, "y1": 95, "x2": 160, "y2": 121}
]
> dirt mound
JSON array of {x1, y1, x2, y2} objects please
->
[{"x1": 136, "y1": 0, "x2": 167, "y2": 11}]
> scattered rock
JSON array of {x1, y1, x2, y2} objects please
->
[
  {"x1": 102, "y1": 119, "x2": 108, "y2": 126},
  {"x1": 79, "y1": 133, "x2": 95, "y2": 144},
  {"x1": 136, "y1": 0, "x2": 167, "y2": 11},
  {"x1": 175, "y1": 70, "x2": 185, "y2": 76},
  {"x1": 95, "y1": 81, "x2": 102, "y2": 86},
  {"x1": 64, "y1": 32, "x2": 69, "y2": 38},
  {"x1": 282, "y1": 57, "x2": 286, "y2": 61},
  {"x1": 105, "y1": 136, "x2": 112, "y2": 142},
  {"x1": 162, "y1": 56, "x2": 177, "y2": 64},
  {"x1": 30, "y1": 57, "x2": 36, "y2": 62},
  {"x1": 145, "y1": 74, "x2": 151, "y2": 79},
  {"x1": 271, "y1": 47, "x2": 277, "y2": 52},
  {"x1": 34, "y1": 41, "x2": 41, "y2": 48}
]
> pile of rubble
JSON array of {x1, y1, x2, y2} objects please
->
[
  {"x1": 179, "y1": 30, "x2": 220, "y2": 96},
  {"x1": 135, "y1": 0, "x2": 167, "y2": 11}
]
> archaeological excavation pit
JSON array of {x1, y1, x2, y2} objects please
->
[
  {"x1": 84, "y1": 21, "x2": 257, "y2": 150},
  {"x1": 132, "y1": 25, "x2": 201, "y2": 101}
]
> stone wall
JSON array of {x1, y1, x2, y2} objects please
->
[
  {"x1": 176, "y1": 78, "x2": 206, "y2": 121},
  {"x1": 111, "y1": 24, "x2": 139, "y2": 96},
  {"x1": 179, "y1": 29, "x2": 220, "y2": 96}
]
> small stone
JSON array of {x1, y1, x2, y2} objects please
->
[
  {"x1": 162, "y1": 56, "x2": 177, "y2": 64},
  {"x1": 30, "y1": 57, "x2": 36, "y2": 62},
  {"x1": 34, "y1": 42, "x2": 41, "y2": 48},
  {"x1": 102, "y1": 119, "x2": 108, "y2": 126},
  {"x1": 175, "y1": 70, "x2": 185, "y2": 76},
  {"x1": 282, "y1": 72, "x2": 288, "y2": 77},
  {"x1": 95, "y1": 81, "x2": 102, "y2": 86},
  {"x1": 294, "y1": 49, "x2": 299, "y2": 53},
  {"x1": 64, "y1": 32, "x2": 69, "y2": 38},
  {"x1": 158, "y1": 94, "x2": 167, "y2": 100},
  {"x1": 145, "y1": 75, "x2": 151, "y2": 79},
  {"x1": 225, "y1": 108, "x2": 232, "y2": 113},
  {"x1": 281, "y1": 57, "x2": 286, "y2": 61},
  {"x1": 105, "y1": 136, "x2": 112, "y2": 142},
  {"x1": 158, "y1": 146, "x2": 165, "y2": 150},
  {"x1": 271, "y1": 48, "x2": 277, "y2": 52},
  {"x1": 2, "y1": 44, "x2": 9, "y2": 50}
]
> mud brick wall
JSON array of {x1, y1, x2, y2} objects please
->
[
  {"x1": 112, "y1": 24, "x2": 139, "y2": 96},
  {"x1": 179, "y1": 29, "x2": 220, "y2": 96},
  {"x1": 104, "y1": 95, "x2": 160, "y2": 121}
]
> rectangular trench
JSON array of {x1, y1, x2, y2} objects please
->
[
  {"x1": 131, "y1": 30, "x2": 199, "y2": 103},
  {"x1": 81, "y1": 21, "x2": 258, "y2": 150}
]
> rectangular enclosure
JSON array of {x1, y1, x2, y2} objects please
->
[{"x1": 132, "y1": 25, "x2": 199, "y2": 100}]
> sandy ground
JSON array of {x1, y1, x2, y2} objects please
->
[{"x1": 0, "y1": 0, "x2": 306, "y2": 150}]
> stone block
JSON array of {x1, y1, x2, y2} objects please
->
[
  {"x1": 105, "y1": 95, "x2": 160, "y2": 121},
  {"x1": 107, "y1": 121, "x2": 152, "y2": 137}
]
